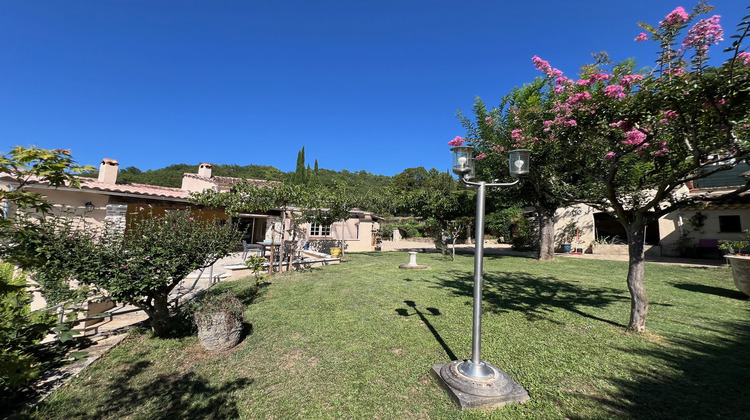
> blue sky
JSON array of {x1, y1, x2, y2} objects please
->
[{"x1": 1, "y1": 1, "x2": 747, "y2": 177}]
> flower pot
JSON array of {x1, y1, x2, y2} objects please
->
[
  {"x1": 330, "y1": 247, "x2": 341, "y2": 258},
  {"x1": 725, "y1": 255, "x2": 750, "y2": 297},
  {"x1": 196, "y1": 311, "x2": 243, "y2": 351}
]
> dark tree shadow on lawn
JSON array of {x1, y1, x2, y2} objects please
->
[
  {"x1": 33, "y1": 359, "x2": 252, "y2": 419},
  {"x1": 671, "y1": 282, "x2": 748, "y2": 300},
  {"x1": 432, "y1": 270, "x2": 630, "y2": 327},
  {"x1": 574, "y1": 318, "x2": 750, "y2": 419}
]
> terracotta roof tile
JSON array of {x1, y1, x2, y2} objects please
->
[{"x1": 78, "y1": 178, "x2": 190, "y2": 199}]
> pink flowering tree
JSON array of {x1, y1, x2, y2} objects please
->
[
  {"x1": 459, "y1": 78, "x2": 575, "y2": 261},
  {"x1": 460, "y1": 3, "x2": 750, "y2": 332}
]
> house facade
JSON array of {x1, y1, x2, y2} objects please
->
[
  {"x1": 2, "y1": 159, "x2": 381, "y2": 254},
  {"x1": 552, "y1": 163, "x2": 750, "y2": 258}
]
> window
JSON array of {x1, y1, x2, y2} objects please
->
[
  {"x1": 719, "y1": 215, "x2": 742, "y2": 232},
  {"x1": 310, "y1": 223, "x2": 331, "y2": 237}
]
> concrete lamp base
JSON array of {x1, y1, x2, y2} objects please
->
[{"x1": 431, "y1": 360, "x2": 530, "y2": 410}]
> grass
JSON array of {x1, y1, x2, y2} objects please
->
[{"x1": 21, "y1": 252, "x2": 750, "y2": 419}]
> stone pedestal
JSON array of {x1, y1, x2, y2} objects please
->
[
  {"x1": 399, "y1": 251, "x2": 428, "y2": 270},
  {"x1": 431, "y1": 360, "x2": 529, "y2": 410}
]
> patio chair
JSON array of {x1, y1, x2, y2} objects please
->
[{"x1": 242, "y1": 240, "x2": 263, "y2": 260}]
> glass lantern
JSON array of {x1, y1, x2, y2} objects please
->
[
  {"x1": 451, "y1": 146, "x2": 475, "y2": 178},
  {"x1": 509, "y1": 149, "x2": 530, "y2": 177}
]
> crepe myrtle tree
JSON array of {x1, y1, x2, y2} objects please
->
[
  {"x1": 10, "y1": 208, "x2": 241, "y2": 336},
  {"x1": 469, "y1": 3, "x2": 750, "y2": 332},
  {"x1": 460, "y1": 78, "x2": 573, "y2": 261}
]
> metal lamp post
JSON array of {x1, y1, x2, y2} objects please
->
[{"x1": 431, "y1": 146, "x2": 531, "y2": 410}]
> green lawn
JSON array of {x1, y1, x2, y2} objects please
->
[{"x1": 26, "y1": 253, "x2": 750, "y2": 419}]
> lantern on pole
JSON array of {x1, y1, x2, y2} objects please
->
[{"x1": 431, "y1": 146, "x2": 531, "y2": 410}]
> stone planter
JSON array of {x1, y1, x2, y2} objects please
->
[
  {"x1": 196, "y1": 311, "x2": 243, "y2": 351},
  {"x1": 725, "y1": 255, "x2": 750, "y2": 297},
  {"x1": 195, "y1": 294, "x2": 245, "y2": 351}
]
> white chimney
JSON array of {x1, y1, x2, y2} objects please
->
[
  {"x1": 198, "y1": 162, "x2": 213, "y2": 178},
  {"x1": 98, "y1": 158, "x2": 119, "y2": 184}
]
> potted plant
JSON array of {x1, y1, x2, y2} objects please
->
[
  {"x1": 194, "y1": 293, "x2": 244, "y2": 351},
  {"x1": 559, "y1": 222, "x2": 578, "y2": 253},
  {"x1": 719, "y1": 231, "x2": 750, "y2": 298}
]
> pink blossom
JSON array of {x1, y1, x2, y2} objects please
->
[
  {"x1": 635, "y1": 33, "x2": 648, "y2": 42},
  {"x1": 564, "y1": 120, "x2": 577, "y2": 127},
  {"x1": 738, "y1": 52, "x2": 750, "y2": 66},
  {"x1": 682, "y1": 16, "x2": 723, "y2": 53},
  {"x1": 189, "y1": 217, "x2": 194, "y2": 221},
  {"x1": 589, "y1": 73, "x2": 611, "y2": 82},
  {"x1": 554, "y1": 85, "x2": 565, "y2": 94},
  {"x1": 448, "y1": 136, "x2": 465, "y2": 146},
  {"x1": 623, "y1": 129, "x2": 647, "y2": 146},
  {"x1": 604, "y1": 85, "x2": 626, "y2": 99},
  {"x1": 576, "y1": 79, "x2": 592, "y2": 86},
  {"x1": 716, "y1": 98, "x2": 727, "y2": 107},
  {"x1": 532, "y1": 55, "x2": 552, "y2": 74},
  {"x1": 492, "y1": 145, "x2": 505, "y2": 153},
  {"x1": 605, "y1": 152, "x2": 616, "y2": 159},
  {"x1": 139, "y1": 206, "x2": 144, "y2": 211},
  {"x1": 67, "y1": 233, "x2": 73, "y2": 238},
  {"x1": 532, "y1": 55, "x2": 563, "y2": 79},
  {"x1": 620, "y1": 74, "x2": 644, "y2": 88},
  {"x1": 661, "y1": 7, "x2": 689, "y2": 26},
  {"x1": 475, "y1": 153, "x2": 487, "y2": 160},
  {"x1": 659, "y1": 110, "x2": 679, "y2": 124},
  {"x1": 485, "y1": 116, "x2": 495, "y2": 126}
]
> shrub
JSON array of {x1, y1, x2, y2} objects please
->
[{"x1": 0, "y1": 263, "x2": 56, "y2": 395}]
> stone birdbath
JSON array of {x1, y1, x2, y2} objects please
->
[{"x1": 399, "y1": 251, "x2": 428, "y2": 270}]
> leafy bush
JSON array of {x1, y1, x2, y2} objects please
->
[
  {"x1": 4, "y1": 208, "x2": 241, "y2": 336},
  {"x1": 485, "y1": 206, "x2": 522, "y2": 242},
  {"x1": 0, "y1": 263, "x2": 56, "y2": 395},
  {"x1": 393, "y1": 220, "x2": 424, "y2": 238}
]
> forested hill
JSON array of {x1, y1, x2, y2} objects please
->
[{"x1": 79, "y1": 162, "x2": 395, "y2": 191}]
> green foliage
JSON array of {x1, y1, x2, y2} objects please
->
[
  {"x1": 719, "y1": 230, "x2": 750, "y2": 254},
  {"x1": 391, "y1": 220, "x2": 424, "y2": 238},
  {"x1": 0, "y1": 146, "x2": 91, "y2": 225},
  {"x1": 485, "y1": 206, "x2": 523, "y2": 241},
  {"x1": 291, "y1": 146, "x2": 307, "y2": 185},
  {"x1": 5, "y1": 209, "x2": 241, "y2": 336},
  {"x1": 243, "y1": 255, "x2": 266, "y2": 284},
  {"x1": 511, "y1": 214, "x2": 535, "y2": 251},
  {"x1": 0, "y1": 263, "x2": 56, "y2": 394},
  {"x1": 378, "y1": 224, "x2": 394, "y2": 240}
]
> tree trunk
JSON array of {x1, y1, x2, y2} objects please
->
[
  {"x1": 625, "y1": 219, "x2": 648, "y2": 332},
  {"x1": 538, "y1": 207, "x2": 556, "y2": 261},
  {"x1": 150, "y1": 294, "x2": 171, "y2": 336}
]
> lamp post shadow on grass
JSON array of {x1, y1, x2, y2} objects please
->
[{"x1": 396, "y1": 300, "x2": 457, "y2": 361}]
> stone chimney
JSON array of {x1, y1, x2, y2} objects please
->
[
  {"x1": 198, "y1": 162, "x2": 213, "y2": 178},
  {"x1": 98, "y1": 158, "x2": 119, "y2": 184}
]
